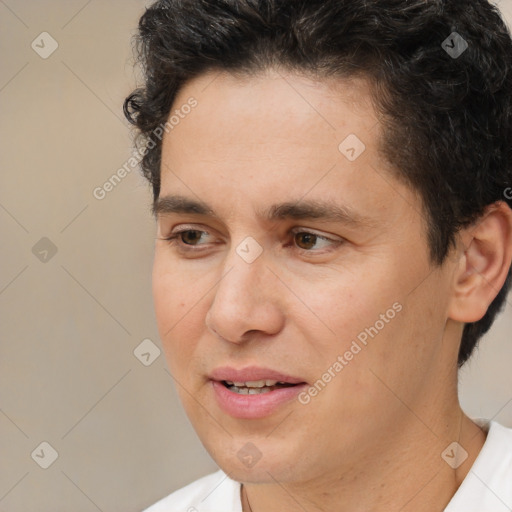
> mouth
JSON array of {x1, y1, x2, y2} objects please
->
[
  {"x1": 221, "y1": 379, "x2": 299, "y2": 395},
  {"x1": 209, "y1": 366, "x2": 308, "y2": 419}
]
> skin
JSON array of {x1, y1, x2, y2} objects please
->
[{"x1": 152, "y1": 68, "x2": 512, "y2": 512}]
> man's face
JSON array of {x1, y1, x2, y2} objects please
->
[{"x1": 153, "y1": 69, "x2": 458, "y2": 483}]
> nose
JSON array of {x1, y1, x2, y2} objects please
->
[{"x1": 205, "y1": 248, "x2": 285, "y2": 344}]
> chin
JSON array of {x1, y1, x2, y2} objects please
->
[{"x1": 201, "y1": 432, "x2": 309, "y2": 484}]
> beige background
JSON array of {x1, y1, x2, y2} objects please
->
[{"x1": 1, "y1": 1, "x2": 511, "y2": 510}]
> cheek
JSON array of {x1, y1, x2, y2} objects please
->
[
  {"x1": 152, "y1": 257, "x2": 207, "y2": 369},
  {"x1": 287, "y1": 269, "x2": 390, "y2": 347},
  {"x1": 152, "y1": 267, "x2": 182, "y2": 335},
  {"x1": 152, "y1": 253, "x2": 205, "y2": 329}
]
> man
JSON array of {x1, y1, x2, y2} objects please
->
[{"x1": 124, "y1": 0, "x2": 512, "y2": 510}]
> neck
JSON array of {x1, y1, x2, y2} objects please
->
[{"x1": 241, "y1": 407, "x2": 486, "y2": 512}]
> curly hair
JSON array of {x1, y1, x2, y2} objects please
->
[{"x1": 124, "y1": 0, "x2": 512, "y2": 367}]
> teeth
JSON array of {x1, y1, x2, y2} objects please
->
[
  {"x1": 222, "y1": 378, "x2": 297, "y2": 395},
  {"x1": 231, "y1": 386, "x2": 273, "y2": 395},
  {"x1": 226, "y1": 379, "x2": 281, "y2": 388},
  {"x1": 245, "y1": 380, "x2": 265, "y2": 388}
]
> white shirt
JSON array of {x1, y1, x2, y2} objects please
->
[{"x1": 142, "y1": 420, "x2": 512, "y2": 512}]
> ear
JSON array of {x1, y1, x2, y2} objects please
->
[{"x1": 448, "y1": 201, "x2": 512, "y2": 323}]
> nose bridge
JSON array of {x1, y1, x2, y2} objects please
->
[
  {"x1": 214, "y1": 243, "x2": 268, "y2": 315},
  {"x1": 206, "y1": 240, "x2": 283, "y2": 343}
]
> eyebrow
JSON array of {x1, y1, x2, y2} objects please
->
[{"x1": 152, "y1": 194, "x2": 376, "y2": 229}]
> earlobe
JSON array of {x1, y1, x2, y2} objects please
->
[{"x1": 448, "y1": 201, "x2": 512, "y2": 324}]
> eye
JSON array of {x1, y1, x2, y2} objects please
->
[
  {"x1": 161, "y1": 228, "x2": 215, "y2": 249},
  {"x1": 289, "y1": 228, "x2": 342, "y2": 252},
  {"x1": 174, "y1": 229, "x2": 209, "y2": 246},
  {"x1": 159, "y1": 225, "x2": 343, "y2": 256}
]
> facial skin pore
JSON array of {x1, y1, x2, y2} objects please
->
[{"x1": 152, "y1": 68, "x2": 512, "y2": 512}]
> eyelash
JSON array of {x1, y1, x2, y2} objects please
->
[{"x1": 160, "y1": 227, "x2": 343, "y2": 256}]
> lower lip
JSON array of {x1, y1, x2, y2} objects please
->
[{"x1": 211, "y1": 380, "x2": 308, "y2": 419}]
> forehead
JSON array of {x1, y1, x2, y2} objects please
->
[
  {"x1": 169, "y1": 68, "x2": 378, "y2": 146},
  {"x1": 162, "y1": 69, "x2": 380, "y2": 177}
]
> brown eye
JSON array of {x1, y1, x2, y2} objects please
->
[
  {"x1": 289, "y1": 229, "x2": 342, "y2": 253},
  {"x1": 180, "y1": 230, "x2": 205, "y2": 245},
  {"x1": 294, "y1": 232, "x2": 318, "y2": 250}
]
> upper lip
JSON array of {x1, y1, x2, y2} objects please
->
[{"x1": 210, "y1": 366, "x2": 306, "y2": 384}]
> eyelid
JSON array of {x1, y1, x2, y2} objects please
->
[
  {"x1": 167, "y1": 225, "x2": 216, "y2": 244},
  {"x1": 170, "y1": 223, "x2": 210, "y2": 233},
  {"x1": 166, "y1": 225, "x2": 341, "y2": 241},
  {"x1": 161, "y1": 223, "x2": 215, "y2": 240},
  {"x1": 289, "y1": 226, "x2": 342, "y2": 241}
]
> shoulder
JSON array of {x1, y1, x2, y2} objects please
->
[
  {"x1": 472, "y1": 419, "x2": 512, "y2": 469},
  {"x1": 481, "y1": 420, "x2": 512, "y2": 475},
  {"x1": 445, "y1": 420, "x2": 512, "y2": 512},
  {"x1": 142, "y1": 469, "x2": 242, "y2": 512},
  {"x1": 491, "y1": 419, "x2": 512, "y2": 446}
]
